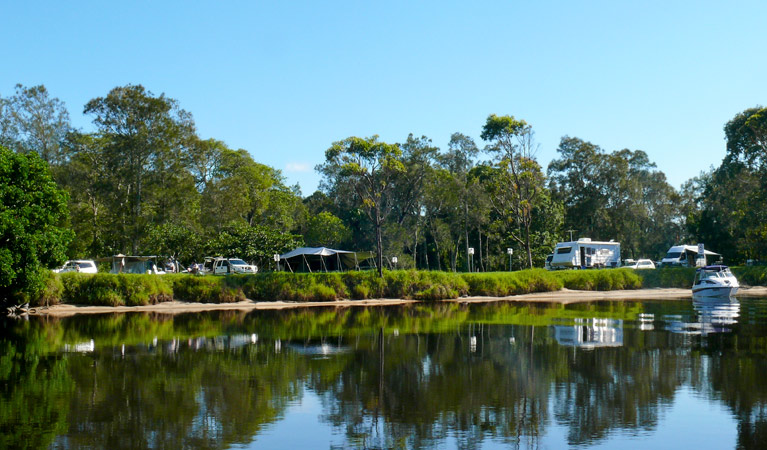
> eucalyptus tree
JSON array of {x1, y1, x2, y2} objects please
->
[
  {"x1": 318, "y1": 136, "x2": 405, "y2": 276},
  {"x1": 438, "y1": 132, "x2": 480, "y2": 271},
  {"x1": 84, "y1": 85, "x2": 195, "y2": 254},
  {"x1": 56, "y1": 132, "x2": 113, "y2": 256},
  {"x1": 392, "y1": 134, "x2": 439, "y2": 268},
  {"x1": 481, "y1": 114, "x2": 544, "y2": 269},
  {"x1": 0, "y1": 84, "x2": 71, "y2": 164}
]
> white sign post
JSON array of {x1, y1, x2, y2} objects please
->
[
  {"x1": 697, "y1": 243, "x2": 705, "y2": 267},
  {"x1": 273, "y1": 254, "x2": 280, "y2": 271},
  {"x1": 507, "y1": 248, "x2": 513, "y2": 271},
  {"x1": 392, "y1": 256, "x2": 398, "y2": 270},
  {"x1": 468, "y1": 247, "x2": 475, "y2": 272}
]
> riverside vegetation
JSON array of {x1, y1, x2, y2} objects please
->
[{"x1": 30, "y1": 266, "x2": 767, "y2": 307}]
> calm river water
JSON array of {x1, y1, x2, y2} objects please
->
[{"x1": 3, "y1": 298, "x2": 767, "y2": 449}]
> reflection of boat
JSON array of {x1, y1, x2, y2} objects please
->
[
  {"x1": 692, "y1": 265, "x2": 739, "y2": 298},
  {"x1": 553, "y1": 318, "x2": 623, "y2": 349},
  {"x1": 694, "y1": 297, "x2": 740, "y2": 329},
  {"x1": 664, "y1": 297, "x2": 740, "y2": 336}
]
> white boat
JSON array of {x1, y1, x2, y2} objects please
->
[{"x1": 692, "y1": 265, "x2": 739, "y2": 298}]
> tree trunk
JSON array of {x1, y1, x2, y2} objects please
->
[
  {"x1": 464, "y1": 203, "x2": 470, "y2": 272},
  {"x1": 478, "y1": 228, "x2": 485, "y2": 272},
  {"x1": 525, "y1": 222, "x2": 533, "y2": 269},
  {"x1": 375, "y1": 208, "x2": 384, "y2": 277},
  {"x1": 413, "y1": 226, "x2": 418, "y2": 270}
]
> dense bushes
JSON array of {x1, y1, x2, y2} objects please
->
[
  {"x1": 32, "y1": 266, "x2": 767, "y2": 307},
  {"x1": 733, "y1": 266, "x2": 767, "y2": 287},
  {"x1": 557, "y1": 268, "x2": 643, "y2": 291},
  {"x1": 165, "y1": 275, "x2": 245, "y2": 303},
  {"x1": 51, "y1": 273, "x2": 173, "y2": 307},
  {"x1": 634, "y1": 268, "x2": 696, "y2": 288}
]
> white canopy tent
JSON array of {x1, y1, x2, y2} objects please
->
[{"x1": 278, "y1": 247, "x2": 376, "y2": 272}]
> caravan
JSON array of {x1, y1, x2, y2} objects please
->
[{"x1": 549, "y1": 238, "x2": 621, "y2": 270}]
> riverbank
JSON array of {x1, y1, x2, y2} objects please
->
[{"x1": 30, "y1": 286, "x2": 767, "y2": 317}]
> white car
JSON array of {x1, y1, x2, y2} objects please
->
[
  {"x1": 201, "y1": 257, "x2": 258, "y2": 275},
  {"x1": 54, "y1": 260, "x2": 98, "y2": 274},
  {"x1": 625, "y1": 259, "x2": 655, "y2": 270}
]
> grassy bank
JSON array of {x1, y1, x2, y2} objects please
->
[{"x1": 31, "y1": 266, "x2": 767, "y2": 307}]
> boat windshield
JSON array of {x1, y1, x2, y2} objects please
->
[
  {"x1": 229, "y1": 259, "x2": 247, "y2": 265},
  {"x1": 665, "y1": 252, "x2": 682, "y2": 259},
  {"x1": 556, "y1": 247, "x2": 572, "y2": 254}
]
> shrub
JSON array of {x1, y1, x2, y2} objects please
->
[
  {"x1": 168, "y1": 275, "x2": 244, "y2": 303},
  {"x1": 636, "y1": 268, "x2": 695, "y2": 288},
  {"x1": 733, "y1": 266, "x2": 767, "y2": 286},
  {"x1": 33, "y1": 271, "x2": 64, "y2": 307}
]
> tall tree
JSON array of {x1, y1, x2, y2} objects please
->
[
  {"x1": 440, "y1": 133, "x2": 480, "y2": 271},
  {"x1": 0, "y1": 84, "x2": 71, "y2": 164},
  {"x1": 318, "y1": 136, "x2": 405, "y2": 276},
  {"x1": 481, "y1": 114, "x2": 542, "y2": 268},
  {"x1": 83, "y1": 85, "x2": 195, "y2": 253}
]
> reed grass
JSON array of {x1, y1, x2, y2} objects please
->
[{"x1": 34, "y1": 265, "x2": 767, "y2": 306}]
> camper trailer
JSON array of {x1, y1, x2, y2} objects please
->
[
  {"x1": 549, "y1": 238, "x2": 621, "y2": 270},
  {"x1": 661, "y1": 245, "x2": 721, "y2": 267}
]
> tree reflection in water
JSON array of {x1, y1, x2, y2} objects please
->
[{"x1": 2, "y1": 299, "x2": 767, "y2": 449}]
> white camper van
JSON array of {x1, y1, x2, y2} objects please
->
[
  {"x1": 549, "y1": 238, "x2": 621, "y2": 270},
  {"x1": 661, "y1": 245, "x2": 721, "y2": 267}
]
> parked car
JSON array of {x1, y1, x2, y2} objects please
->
[
  {"x1": 201, "y1": 257, "x2": 258, "y2": 275},
  {"x1": 53, "y1": 260, "x2": 98, "y2": 274},
  {"x1": 625, "y1": 259, "x2": 656, "y2": 270}
]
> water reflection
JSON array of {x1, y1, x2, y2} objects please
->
[
  {"x1": 2, "y1": 299, "x2": 767, "y2": 449},
  {"x1": 664, "y1": 297, "x2": 740, "y2": 336},
  {"x1": 553, "y1": 318, "x2": 623, "y2": 348}
]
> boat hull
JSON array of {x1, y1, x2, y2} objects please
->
[{"x1": 692, "y1": 286, "x2": 739, "y2": 298}]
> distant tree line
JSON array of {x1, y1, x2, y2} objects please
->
[{"x1": 2, "y1": 82, "x2": 766, "y2": 275}]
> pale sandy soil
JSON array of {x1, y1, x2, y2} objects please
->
[{"x1": 28, "y1": 286, "x2": 767, "y2": 317}]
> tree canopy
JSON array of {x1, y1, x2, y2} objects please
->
[{"x1": 0, "y1": 146, "x2": 72, "y2": 303}]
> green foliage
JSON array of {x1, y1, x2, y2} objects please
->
[
  {"x1": 58, "y1": 273, "x2": 172, "y2": 306},
  {"x1": 556, "y1": 268, "x2": 643, "y2": 290},
  {"x1": 634, "y1": 268, "x2": 696, "y2": 288},
  {"x1": 303, "y1": 211, "x2": 351, "y2": 247},
  {"x1": 144, "y1": 222, "x2": 203, "y2": 264},
  {"x1": 0, "y1": 146, "x2": 72, "y2": 303},
  {"x1": 166, "y1": 274, "x2": 245, "y2": 303},
  {"x1": 733, "y1": 266, "x2": 767, "y2": 286},
  {"x1": 463, "y1": 270, "x2": 563, "y2": 296},
  {"x1": 210, "y1": 222, "x2": 303, "y2": 269},
  {"x1": 38, "y1": 265, "x2": 760, "y2": 307},
  {"x1": 318, "y1": 135, "x2": 406, "y2": 276},
  {"x1": 547, "y1": 136, "x2": 682, "y2": 260}
]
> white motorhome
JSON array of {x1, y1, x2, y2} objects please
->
[
  {"x1": 549, "y1": 238, "x2": 621, "y2": 270},
  {"x1": 661, "y1": 245, "x2": 721, "y2": 267}
]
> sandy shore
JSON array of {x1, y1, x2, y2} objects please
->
[{"x1": 28, "y1": 286, "x2": 767, "y2": 317}]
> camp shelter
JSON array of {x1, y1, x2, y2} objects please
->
[{"x1": 279, "y1": 247, "x2": 376, "y2": 272}]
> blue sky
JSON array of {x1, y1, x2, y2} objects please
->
[{"x1": 2, "y1": 1, "x2": 765, "y2": 194}]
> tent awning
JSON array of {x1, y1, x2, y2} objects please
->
[{"x1": 279, "y1": 247, "x2": 375, "y2": 272}]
